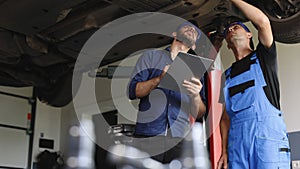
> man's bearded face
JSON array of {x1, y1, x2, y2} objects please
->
[{"x1": 176, "y1": 25, "x2": 198, "y2": 48}]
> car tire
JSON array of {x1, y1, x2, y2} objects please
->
[
  {"x1": 257, "y1": 2, "x2": 300, "y2": 44},
  {"x1": 35, "y1": 71, "x2": 82, "y2": 107},
  {"x1": 270, "y1": 12, "x2": 300, "y2": 44}
]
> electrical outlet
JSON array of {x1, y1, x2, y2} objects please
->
[{"x1": 293, "y1": 160, "x2": 300, "y2": 169}]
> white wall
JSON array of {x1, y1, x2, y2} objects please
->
[
  {"x1": 0, "y1": 86, "x2": 61, "y2": 168},
  {"x1": 33, "y1": 101, "x2": 61, "y2": 162},
  {"x1": 60, "y1": 97, "x2": 100, "y2": 169},
  {"x1": 219, "y1": 22, "x2": 300, "y2": 132},
  {"x1": 277, "y1": 43, "x2": 300, "y2": 132}
]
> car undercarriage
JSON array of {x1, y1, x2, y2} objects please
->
[{"x1": 0, "y1": 0, "x2": 299, "y2": 107}]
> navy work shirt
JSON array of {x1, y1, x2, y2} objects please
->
[{"x1": 128, "y1": 48, "x2": 206, "y2": 138}]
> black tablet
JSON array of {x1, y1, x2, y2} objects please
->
[{"x1": 158, "y1": 52, "x2": 213, "y2": 93}]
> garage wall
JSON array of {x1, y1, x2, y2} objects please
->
[
  {"x1": 32, "y1": 101, "x2": 61, "y2": 163},
  {"x1": 0, "y1": 86, "x2": 61, "y2": 169},
  {"x1": 277, "y1": 42, "x2": 300, "y2": 132}
]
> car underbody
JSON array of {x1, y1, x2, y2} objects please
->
[{"x1": 0, "y1": 0, "x2": 299, "y2": 107}]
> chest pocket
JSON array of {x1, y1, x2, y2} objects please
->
[{"x1": 229, "y1": 80, "x2": 255, "y2": 112}]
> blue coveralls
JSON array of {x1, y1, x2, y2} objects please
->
[{"x1": 223, "y1": 54, "x2": 290, "y2": 169}]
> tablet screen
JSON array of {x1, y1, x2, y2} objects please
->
[{"x1": 158, "y1": 52, "x2": 213, "y2": 93}]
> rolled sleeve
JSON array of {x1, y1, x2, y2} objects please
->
[
  {"x1": 128, "y1": 80, "x2": 138, "y2": 100},
  {"x1": 128, "y1": 50, "x2": 152, "y2": 100}
]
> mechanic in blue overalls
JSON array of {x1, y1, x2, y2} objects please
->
[{"x1": 217, "y1": 0, "x2": 291, "y2": 169}]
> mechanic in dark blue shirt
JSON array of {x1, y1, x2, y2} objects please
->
[{"x1": 128, "y1": 20, "x2": 207, "y2": 163}]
